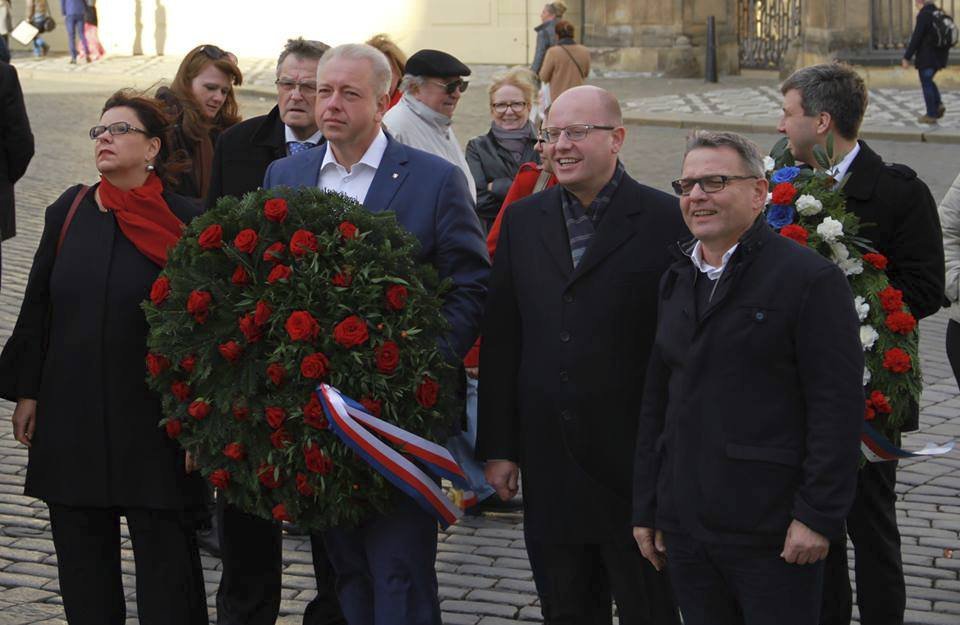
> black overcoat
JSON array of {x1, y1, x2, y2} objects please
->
[
  {"x1": 904, "y1": 3, "x2": 950, "y2": 70},
  {"x1": 477, "y1": 173, "x2": 688, "y2": 542},
  {"x1": 0, "y1": 184, "x2": 203, "y2": 509},
  {"x1": 632, "y1": 220, "x2": 865, "y2": 547},
  {"x1": 0, "y1": 61, "x2": 35, "y2": 247}
]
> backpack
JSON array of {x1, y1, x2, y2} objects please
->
[{"x1": 931, "y1": 9, "x2": 959, "y2": 49}]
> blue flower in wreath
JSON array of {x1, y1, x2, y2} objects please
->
[
  {"x1": 766, "y1": 204, "x2": 795, "y2": 229},
  {"x1": 771, "y1": 166, "x2": 801, "y2": 184}
]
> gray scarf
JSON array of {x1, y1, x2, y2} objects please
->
[
  {"x1": 402, "y1": 93, "x2": 452, "y2": 133},
  {"x1": 492, "y1": 121, "x2": 534, "y2": 163}
]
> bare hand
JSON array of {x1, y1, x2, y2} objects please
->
[
  {"x1": 781, "y1": 519, "x2": 829, "y2": 565},
  {"x1": 465, "y1": 366, "x2": 479, "y2": 379},
  {"x1": 634, "y1": 526, "x2": 667, "y2": 571},
  {"x1": 901, "y1": 58, "x2": 910, "y2": 69},
  {"x1": 12, "y1": 399, "x2": 37, "y2": 447},
  {"x1": 185, "y1": 451, "x2": 199, "y2": 473},
  {"x1": 484, "y1": 460, "x2": 519, "y2": 501}
]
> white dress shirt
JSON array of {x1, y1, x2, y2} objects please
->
[
  {"x1": 828, "y1": 142, "x2": 861, "y2": 185},
  {"x1": 317, "y1": 129, "x2": 388, "y2": 204},
  {"x1": 690, "y1": 241, "x2": 739, "y2": 281},
  {"x1": 284, "y1": 126, "x2": 324, "y2": 152}
]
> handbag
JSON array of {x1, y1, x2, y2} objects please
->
[
  {"x1": 84, "y1": 6, "x2": 98, "y2": 26},
  {"x1": 30, "y1": 14, "x2": 55, "y2": 34}
]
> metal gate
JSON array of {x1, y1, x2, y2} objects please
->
[{"x1": 739, "y1": 0, "x2": 802, "y2": 69}]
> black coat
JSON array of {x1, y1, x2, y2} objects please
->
[
  {"x1": 477, "y1": 173, "x2": 689, "y2": 542},
  {"x1": 0, "y1": 61, "x2": 35, "y2": 247},
  {"x1": 632, "y1": 220, "x2": 864, "y2": 547},
  {"x1": 0, "y1": 184, "x2": 204, "y2": 509},
  {"x1": 904, "y1": 3, "x2": 951, "y2": 70},
  {"x1": 464, "y1": 127, "x2": 539, "y2": 228}
]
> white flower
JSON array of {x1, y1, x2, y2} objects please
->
[
  {"x1": 863, "y1": 365, "x2": 872, "y2": 385},
  {"x1": 839, "y1": 258, "x2": 864, "y2": 276},
  {"x1": 860, "y1": 325, "x2": 879, "y2": 351},
  {"x1": 764, "y1": 156, "x2": 775, "y2": 172},
  {"x1": 854, "y1": 296, "x2": 870, "y2": 322},
  {"x1": 795, "y1": 194, "x2": 823, "y2": 216},
  {"x1": 817, "y1": 217, "x2": 844, "y2": 242},
  {"x1": 766, "y1": 192, "x2": 773, "y2": 205},
  {"x1": 829, "y1": 241, "x2": 849, "y2": 262}
]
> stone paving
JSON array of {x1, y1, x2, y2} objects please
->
[{"x1": 0, "y1": 59, "x2": 959, "y2": 624}]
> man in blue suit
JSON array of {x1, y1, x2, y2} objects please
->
[{"x1": 263, "y1": 43, "x2": 489, "y2": 625}]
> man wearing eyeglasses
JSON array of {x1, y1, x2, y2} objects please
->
[
  {"x1": 477, "y1": 85, "x2": 686, "y2": 624},
  {"x1": 381, "y1": 48, "x2": 476, "y2": 202},
  {"x1": 632, "y1": 130, "x2": 864, "y2": 625}
]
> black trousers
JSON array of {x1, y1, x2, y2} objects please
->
[
  {"x1": 664, "y1": 532, "x2": 824, "y2": 625},
  {"x1": 820, "y1": 460, "x2": 904, "y2": 625},
  {"x1": 47, "y1": 503, "x2": 208, "y2": 625},
  {"x1": 216, "y1": 500, "x2": 345, "y2": 625},
  {"x1": 525, "y1": 528, "x2": 680, "y2": 625}
]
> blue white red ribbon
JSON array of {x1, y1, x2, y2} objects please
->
[
  {"x1": 317, "y1": 384, "x2": 472, "y2": 528},
  {"x1": 861, "y1": 421, "x2": 954, "y2": 462}
]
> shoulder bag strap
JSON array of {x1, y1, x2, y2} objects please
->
[
  {"x1": 57, "y1": 184, "x2": 90, "y2": 256},
  {"x1": 561, "y1": 45, "x2": 588, "y2": 79},
  {"x1": 533, "y1": 169, "x2": 553, "y2": 193}
]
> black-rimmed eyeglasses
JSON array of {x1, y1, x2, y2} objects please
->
[
  {"x1": 89, "y1": 122, "x2": 149, "y2": 140},
  {"x1": 671, "y1": 175, "x2": 760, "y2": 196},
  {"x1": 492, "y1": 101, "x2": 528, "y2": 113},
  {"x1": 539, "y1": 124, "x2": 616, "y2": 144}
]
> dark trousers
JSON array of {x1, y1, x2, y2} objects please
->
[
  {"x1": 664, "y1": 531, "x2": 824, "y2": 625},
  {"x1": 216, "y1": 500, "x2": 345, "y2": 625},
  {"x1": 65, "y1": 13, "x2": 89, "y2": 59},
  {"x1": 820, "y1": 460, "x2": 904, "y2": 625},
  {"x1": 525, "y1": 529, "x2": 680, "y2": 625},
  {"x1": 47, "y1": 503, "x2": 208, "y2": 625},
  {"x1": 321, "y1": 494, "x2": 441, "y2": 625},
  {"x1": 946, "y1": 319, "x2": 960, "y2": 384},
  {"x1": 919, "y1": 67, "x2": 943, "y2": 117}
]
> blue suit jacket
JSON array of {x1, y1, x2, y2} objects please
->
[{"x1": 263, "y1": 134, "x2": 490, "y2": 360}]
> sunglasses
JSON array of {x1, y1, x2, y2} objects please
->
[
  {"x1": 89, "y1": 121, "x2": 149, "y2": 140},
  {"x1": 199, "y1": 44, "x2": 234, "y2": 62},
  {"x1": 428, "y1": 79, "x2": 469, "y2": 95}
]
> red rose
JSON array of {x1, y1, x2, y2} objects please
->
[
  {"x1": 164, "y1": 419, "x2": 182, "y2": 438},
  {"x1": 145, "y1": 352, "x2": 170, "y2": 378},
  {"x1": 209, "y1": 468, "x2": 231, "y2": 489},
  {"x1": 266, "y1": 362, "x2": 286, "y2": 386},
  {"x1": 375, "y1": 341, "x2": 400, "y2": 374},
  {"x1": 188, "y1": 400, "x2": 211, "y2": 420},
  {"x1": 258, "y1": 463, "x2": 283, "y2": 489},
  {"x1": 254, "y1": 301, "x2": 273, "y2": 326},
  {"x1": 271, "y1": 503, "x2": 290, "y2": 521},
  {"x1": 878, "y1": 286, "x2": 904, "y2": 313},
  {"x1": 415, "y1": 376, "x2": 439, "y2": 408},
  {"x1": 231, "y1": 265, "x2": 251, "y2": 286},
  {"x1": 286, "y1": 311, "x2": 320, "y2": 342},
  {"x1": 187, "y1": 290, "x2": 213, "y2": 324},
  {"x1": 198, "y1": 224, "x2": 223, "y2": 251},
  {"x1": 232, "y1": 404, "x2": 250, "y2": 421},
  {"x1": 239, "y1": 314, "x2": 263, "y2": 343},
  {"x1": 333, "y1": 315, "x2": 369, "y2": 348},
  {"x1": 296, "y1": 473, "x2": 314, "y2": 496},
  {"x1": 218, "y1": 341, "x2": 243, "y2": 362},
  {"x1": 234, "y1": 228, "x2": 259, "y2": 253},
  {"x1": 780, "y1": 224, "x2": 809, "y2": 246},
  {"x1": 265, "y1": 406, "x2": 287, "y2": 429},
  {"x1": 882, "y1": 348, "x2": 912, "y2": 373},
  {"x1": 870, "y1": 390, "x2": 893, "y2": 414},
  {"x1": 331, "y1": 272, "x2": 353, "y2": 287},
  {"x1": 267, "y1": 264, "x2": 293, "y2": 284},
  {"x1": 304, "y1": 444, "x2": 334, "y2": 475},
  {"x1": 864, "y1": 400, "x2": 876, "y2": 421},
  {"x1": 300, "y1": 352, "x2": 330, "y2": 379},
  {"x1": 360, "y1": 397, "x2": 382, "y2": 418},
  {"x1": 150, "y1": 276, "x2": 171, "y2": 306},
  {"x1": 885, "y1": 310, "x2": 917, "y2": 335},
  {"x1": 171, "y1": 381, "x2": 191, "y2": 402},
  {"x1": 863, "y1": 253, "x2": 888, "y2": 271},
  {"x1": 179, "y1": 354, "x2": 196, "y2": 373},
  {"x1": 303, "y1": 395, "x2": 328, "y2": 429},
  {"x1": 223, "y1": 442, "x2": 245, "y2": 461},
  {"x1": 270, "y1": 427, "x2": 293, "y2": 449},
  {"x1": 264, "y1": 198, "x2": 288, "y2": 223},
  {"x1": 771, "y1": 182, "x2": 798, "y2": 205},
  {"x1": 385, "y1": 284, "x2": 408, "y2": 311},
  {"x1": 263, "y1": 241, "x2": 286, "y2": 263},
  {"x1": 339, "y1": 221, "x2": 358, "y2": 240},
  {"x1": 290, "y1": 229, "x2": 319, "y2": 258}
]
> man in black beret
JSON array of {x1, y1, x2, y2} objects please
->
[{"x1": 383, "y1": 49, "x2": 476, "y2": 202}]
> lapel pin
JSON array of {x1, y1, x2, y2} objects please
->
[{"x1": 392, "y1": 173, "x2": 399, "y2": 179}]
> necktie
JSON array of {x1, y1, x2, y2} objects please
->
[{"x1": 287, "y1": 141, "x2": 316, "y2": 156}]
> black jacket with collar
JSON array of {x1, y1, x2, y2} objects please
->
[
  {"x1": 904, "y1": 3, "x2": 951, "y2": 70},
  {"x1": 477, "y1": 172, "x2": 688, "y2": 542},
  {"x1": 464, "y1": 126, "x2": 539, "y2": 227},
  {"x1": 632, "y1": 218, "x2": 864, "y2": 546},
  {"x1": 0, "y1": 61, "x2": 35, "y2": 245}
]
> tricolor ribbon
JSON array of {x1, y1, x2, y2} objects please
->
[
  {"x1": 316, "y1": 384, "x2": 472, "y2": 528},
  {"x1": 861, "y1": 421, "x2": 954, "y2": 462}
]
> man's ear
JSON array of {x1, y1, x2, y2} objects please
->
[
  {"x1": 815, "y1": 111, "x2": 833, "y2": 137},
  {"x1": 611, "y1": 126, "x2": 626, "y2": 154}
]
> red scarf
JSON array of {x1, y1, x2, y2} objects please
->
[{"x1": 98, "y1": 173, "x2": 185, "y2": 266}]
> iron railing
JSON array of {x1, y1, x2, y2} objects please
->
[{"x1": 739, "y1": 0, "x2": 803, "y2": 69}]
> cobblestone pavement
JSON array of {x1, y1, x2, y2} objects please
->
[{"x1": 0, "y1": 62, "x2": 959, "y2": 624}]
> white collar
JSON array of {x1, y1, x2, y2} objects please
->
[
  {"x1": 690, "y1": 241, "x2": 739, "y2": 281},
  {"x1": 827, "y1": 142, "x2": 860, "y2": 184},
  {"x1": 321, "y1": 128, "x2": 388, "y2": 174},
  {"x1": 284, "y1": 125, "x2": 324, "y2": 146}
]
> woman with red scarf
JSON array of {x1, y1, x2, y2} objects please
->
[{"x1": 0, "y1": 91, "x2": 207, "y2": 625}]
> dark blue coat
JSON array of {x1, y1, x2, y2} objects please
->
[
  {"x1": 61, "y1": 0, "x2": 86, "y2": 16},
  {"x1": 905, "y1": 3, "x2": 951, "y2": 70}
]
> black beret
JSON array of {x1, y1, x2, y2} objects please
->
[{"x1": 405, "y1": 49, "x2": 472, "y2": 78}]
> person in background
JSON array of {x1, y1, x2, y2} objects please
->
[
  {"x1": 61, "y1": 0, "x2": 90, "y2": 64},
  {"x1": 940, "y1": 171, "x2": 960, "y2": 405},
  {"x1": 539, "y1": 20, "x2": 590, "y2": 102},
  {"x1": 77, "y1": 0, "x2": 105, "y2": 62},
  {"x1": 532, "y1": 1, "x2": 565, "y2": 75},
  {"x1": 156, "y1": 44, "x2": 243, "y2": 204},
  {"x1": 0, "y1": 90, "x2": 206, "y2": 625},
  {"x1": 0, "y1": 0, "x2": 12, "y2": 62},
  {"x1": 367, "y1": 33, "x2": 407, "y2": 109},
  {"x1": 26, "y1": 0, "x2": 50, "y2": 57},
  {"x1": 0, "y1": 59, "x2": 35, "y2": 286},
  {"x1": 902, "y1": 0, "x2": 951, "y2": 124}
]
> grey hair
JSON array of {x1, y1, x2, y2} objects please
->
[
  {"x1": 780, "y1": 63, "x2": 867, "y2": 141},
  {"x1": 545, "y1": 1, "x2": 567, "y2": 17},
  {"x1": 276, "y1": 38, "x2": 330, "y2": 77},
  {"x1": 399, "y1": 74, "x2": 426, "y2": 94},
  {"x1": 683, "y1": 130, "x2": 765, "y2": 178},
  {"x1": 317, "y1": 43, "x2": 393, "y2": 98}
]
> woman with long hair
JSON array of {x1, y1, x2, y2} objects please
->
[{"x1": 367, "y1": 33, "x2": 407, "y2": 109}]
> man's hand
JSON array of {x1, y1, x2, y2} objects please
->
[
  {"x1": 12, "y1": 399, "x2": 37, "y2": 447},
  {"x1": 185, "y1": 451, "x2": 199, "y2": 473},
  {"x1": 781, "y1": 519, "x2": 829, "y2": 565},
  {"x1": 484, "y1": 460, "x2": 519, "y2": 501},
  {"x1": 901, "y1": 58, "x2": 911, "y2": 69},
  {"x1": 633, "y1": 526, "x2": 666, "y2": 571}
]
